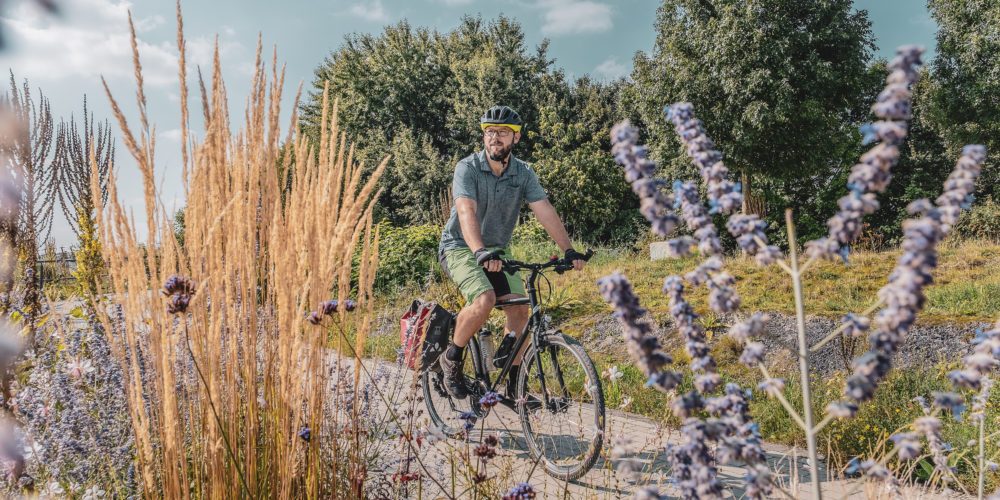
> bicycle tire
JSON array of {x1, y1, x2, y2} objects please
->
[
  {"x1": 516, "y1": 332, "x2": 605, "y2": 481},
  {"x1": 422, "y1": 357, "x2": 478, "y2": 438}
]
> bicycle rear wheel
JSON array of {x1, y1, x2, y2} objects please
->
[
  {"x1": 517, "y1": 332, "x2": 605, "y2": 481},
  {"x1": 422, "y1": 356, "x2": 479, "y2": 438}
]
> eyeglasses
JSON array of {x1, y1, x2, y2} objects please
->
[{"x1": 484, "y1": 128, "x2": 514, "y2": 139}]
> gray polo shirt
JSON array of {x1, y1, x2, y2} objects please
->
[{"x1": 439, "y1": 150, "x2": 548, "y2": 252}]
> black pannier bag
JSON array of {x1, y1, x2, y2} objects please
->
[{"x1": 400, "y1": 300, "x2": 454, "y2": 370}]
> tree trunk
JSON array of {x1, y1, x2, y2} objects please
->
[{"x1": 741, "y1": 171, "x2": 766, "y2": 216}]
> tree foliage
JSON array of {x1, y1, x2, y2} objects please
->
[
  {"x1": 926, "y1": 0, "x2": 1000, "y2": 198},
  {"x1": 303, "y1": 16, "x2": 592, "y2": 229},
  {"x1": 630, "y1": 0, "x2": 876, "y2": 217},
  {"x1": 530, "y1": 78, "x2": 643, "y2": 242}
]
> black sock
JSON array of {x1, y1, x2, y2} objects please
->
[{"x1": 446, "y1": 342, "x2": 465, "y2": 362}]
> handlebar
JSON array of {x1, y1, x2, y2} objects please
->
[{"x1": 500, "y1": 248, "x2": 595, "y2": 275}]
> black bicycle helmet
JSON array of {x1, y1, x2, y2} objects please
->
[{"x1": 479, "y1": 105, "x2": 523, "y2": 133}]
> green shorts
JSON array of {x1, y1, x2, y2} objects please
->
[{"x1": 442, "y1": 247, "x2": 526, "y2": 304}]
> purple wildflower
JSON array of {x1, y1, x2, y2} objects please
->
[
  {"x1": 842, "y1": 313, "x2": 871, "y2": 338},
  {"x1": 664, "y1": 102, "x2": 742, "y2": 216},
  {"x1": 673, "y1": 180, "x2": 722, "y2": 257},
  {"x1": 937, "y1": 145, "x2": 987, "y2": 233},
  {"x1": 597, "y1": 273, "x2": 682, "y2": 393},
  {"x1": 708, "y1": 384, "x2": 768, "y2": 472},
  {"x1": 667, "y1": 418, "x2": 724, "y2": 499},
  {"x1": 459, "y1": 411, "x2": 477, "y2": 432},
  {"x1": 932, "y1": 391, "x2": 966, "y2": 420},
  {"x1": 851, "y1": 459, "x2": 902, "y2": 496},
  {"x1": 726, "y1": 215, "x2": 782, "y2": 267},
  {"x1": 502, "y1": 482, "x2": 536, "y2": 500},
  {"x1": 663, "y1": 276, "x2": 719, "y2": 392},
  {"x1": 950, "y1": 324, "x2": 1000, "y2": 421},
  {"x1": 890, "y1": 432, "x2": 921, "y2": 460},
  {"x1": 664, "y1": 102, "x2": 783, "y2": 265},
  {"x1": 684, "y1": 257, "x2": 723, "y2": 286},
  {"x1": 343, "y1": 299, "x2": 357, "y2": 312},
  {"x1": 970, "y1": 378, "x2": 994, "y2": 422},
  {"x1": 913, "y1": 415, "x2": 954, "y2": 480},
  {"x1": 479, "y1": 391, "x2": 500, "y2": 409},
  {"x1": 320, "y1": 300, "x2": 338, "y2": 315},
  {"x1": 739, "y1": 342, "x2": 765, "y2": 367},
  {"x1": 610, "y1": 121, "x2": 680, "y2": 237},
  {"x1": 671, "y1": 391, "x2": 704, "y2": 419},
  {"x1": 832, "y1": 144, "x2": 987, "y2": 414},
  {"x1": 161, "y1": 275, "x2": 196, "y2": 314},
  {"x1": 306, "y1": 311, "x2": 323, "y2": 325},
  {"x1": 806, "y1": 45, "x2": 924, "y2": 261},
  {"x1": 298, "y1": 427, "x2": 311, "y2": 442},
  {"x1": 825, "y1": 401, "x2": 859, "y2": 419},
  {"x1": 474, "y1": 442, "x2": 497, "y2": 459},
  {"x1": 665, "y1": 236, "x2": 696, "y2": 258},
  {"x1": 743, "y1": 464, "x2": 773, "y2": 499},
  {"x1": 727, "y1": 313, "x2": 769, "y2": 343}
]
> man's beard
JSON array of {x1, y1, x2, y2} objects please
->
[{"x1": 487, "y1": 142, "x2": 513, "y2": 163}]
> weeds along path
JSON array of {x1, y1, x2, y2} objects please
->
[{"x1": 338, "y1": 354, "x2": 968, "y2": 499}]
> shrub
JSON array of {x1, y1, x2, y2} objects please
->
[
  {"x1": 952, "y1": 197, "x2": 1000, "y2": 242},
  {"x1": 511, "y1": 216, "x2": 547, "y2": 245},
  {"x1": 374, "y1": 223, "x2": 442, "y2": 293}
]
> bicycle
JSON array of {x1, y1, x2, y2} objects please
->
[{"x1": 421, "y1": 249, "x2": 606, "y2": 481}]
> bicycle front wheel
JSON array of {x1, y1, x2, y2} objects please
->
[{"x1": 517, "y1": 332, "x2": 605, "y2": 481}]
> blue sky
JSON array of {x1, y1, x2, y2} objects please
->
[{"x1": 0, "y1": 0, "x2": 937, "y2": 246}]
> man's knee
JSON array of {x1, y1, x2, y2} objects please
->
[{"x1": 468, "y1": 290, "x2": 496, "y2": 314}]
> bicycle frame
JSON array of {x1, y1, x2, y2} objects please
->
[{"x1": 465, "y1": 264, "x2": 559, "y2": 409}]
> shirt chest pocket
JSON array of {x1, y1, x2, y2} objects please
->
[{"x1": 498, "y1": 182, "x2": 522, "y2": 201}]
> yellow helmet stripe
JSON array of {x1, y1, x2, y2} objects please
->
[{"x1": 480, "y1": 123, "x2": 522, "y2": 133}]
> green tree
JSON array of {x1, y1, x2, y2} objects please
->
[
  {"x1": 926, "y1": 0, "x2": 1000, "y2": 198},
  {"x1": 303, "y1": 16, "x2": 561, "y2": 226},
  {"x1": 630, "y1": 0, "x2": 875, "y2": 217},
  {"x1": 531, "y1": 77, "x2": 643, "y2": 242}
]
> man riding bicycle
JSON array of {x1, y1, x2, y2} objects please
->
[{"x1": 437, "y1": 105, "x2": 587, "y2": 403}]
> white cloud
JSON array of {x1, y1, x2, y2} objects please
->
[
  {"x1": 133, "y1": 14, "x2": 166, "y2": 33},
  {"x1": 1, "y1": 0, "x2": 177, "y2": 87},
  {"x1": 1, "y1": 0, "x2": 244, "y2": 88},
  {"x1": 159, "y1": 128, "x2": 183, "y2": 141},
  {"x1": 349, "y1": 0, "x2": 390, "y2": 22},
  {"x1": 539, "y1": 0, "x2": 613, "y2": 35},
  {"x1": 593, "y1": 56, "x2": 627, "y2": 80},
  {"x1": 436, "y1": 0, "x2": 474, "y2": 5}
]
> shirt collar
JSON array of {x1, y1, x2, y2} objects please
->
[{"x1": 477, "y1": 150, "x2": 519, "y2": 176}]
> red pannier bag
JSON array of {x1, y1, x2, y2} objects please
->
[{"x1": 400, "y1": 300, "x2": 452, "y2": 370}]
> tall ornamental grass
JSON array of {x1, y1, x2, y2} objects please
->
[{"x1": 92, "y1": 6, "x2": 387, "y2": 497}]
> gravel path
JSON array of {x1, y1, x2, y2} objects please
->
[
  {"x1": 345, "y1": 356, "x2": 970, "y2": 500},
  {"x1": 577, "y1": 312, "x2": 985, "y2": 376}
]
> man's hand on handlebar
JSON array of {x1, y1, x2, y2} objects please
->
[
  {"x1": 564, "y1": 248, "x2": 587, "y2": 272},
  {"x1": 475, "y1": 248, "x2": 503, "y2": 273}
]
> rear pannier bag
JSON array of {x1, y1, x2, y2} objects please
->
[{"x1": 400, "y1": 300, "x2": 453, "y2": 370}]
